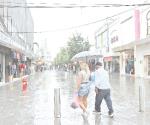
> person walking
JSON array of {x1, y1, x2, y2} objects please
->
[
  {"x1": 94, "y1": 62, "x2": 114, "y2": 117},
  {"x1": 76, "y1": 62, "x2": 91, "y2": 117},
  {"x1": 7, "y1": 62, "x2": 13, "y2": 82},
  {"x1": 12, "y1": 63, "x2": 17, "y2": 78}
]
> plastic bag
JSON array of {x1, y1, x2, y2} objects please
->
[{"x1": 70, "y1": 92, "x2": 79, "y2": 109}]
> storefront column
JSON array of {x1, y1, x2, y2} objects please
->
[
  {"x1": 134, "y1": 46, "x2": 137, "y2": 76},
  {"x1": 135, "y1": 45, "x2": 145, "y2": 78},
  {"x1": 2, "y1": 54, "x2": 5, "y2": 83},
  {"x1": 120, "y1": 52, "x2": 126, "y2": 75}
]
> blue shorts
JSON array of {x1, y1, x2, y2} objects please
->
[{"x1": 78, "y1": 82, "x2": 90, "y2": 97}]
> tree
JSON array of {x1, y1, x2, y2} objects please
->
[
  {"x1": 54, "y1": 47, "x2": 69, "y2": 65},
  {"x1": 53, "y1": 33, "x2": 91, "y2": 65},
  {"x1": 67, "y1": 33, "x2": 91, "y2": 60}
]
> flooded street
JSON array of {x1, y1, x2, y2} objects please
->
[
  {"x1": 0, "y1": 71, "x2": 150, "y2": 125},
  {"x1": 0, "y1": 1, "x2": 150, "y2": 125}
]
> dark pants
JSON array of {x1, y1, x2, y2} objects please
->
[{"x1": 95, "y1": 88, "x2": 113, "y2": 113}]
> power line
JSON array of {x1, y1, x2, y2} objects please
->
[
  {"x1": 9, "y1": 7, "x2": 135, "y2": 33},
  {"x1": 0, "y1": 3, "x2": 150, "y2": 8}
]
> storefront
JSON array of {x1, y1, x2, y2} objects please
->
[
  {"x1": 104, "y1": 56, "x2": 112, "y2": 72},
  {"x1": 112, "y1": 56, "x2": 120, "y2": 73},
  {"x1": 125, "y1": 50, "x2": 134, "y2": 74},
  {"x1": 104, "y1": 56, "x2": 120, "y2": 73}
]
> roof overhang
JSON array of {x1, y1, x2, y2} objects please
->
[
  {"x1": 112, "y1": 41, "x2": 135, "y2": 52},
  {"x1": 103, "y1": 52, "x2": 120, "y2": 57},
  {"x1": 136, "y1": 37, "x2": 150, "y2": 46},
  {"x1": 112, "y1": 37, "x2": 150, "y2": 52}
]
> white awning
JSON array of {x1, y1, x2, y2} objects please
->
[
  {"x1": 112, "y1": 37, "x2": 150, "y2": 52},
  {"x1": 112, "y1": 41, "x2": 135, "y2": 52}
]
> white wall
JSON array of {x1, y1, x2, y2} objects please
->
[
  {"x1": 136, "y1": 43, "x2": 150, "y2": 77},
  {"x1": 110, "y1": 7, "x2": 150, "y2": 49},
  {"x1": 119, "y1": 13, "x2": 135, "y2": 45}
]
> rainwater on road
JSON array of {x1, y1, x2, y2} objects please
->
[{"x1": 0, "y1": 70, "x2": 150, "y2": 125}]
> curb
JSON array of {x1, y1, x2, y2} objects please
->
[{"x1": 0, "y1": 74, "x2": 32, "y2": 87}]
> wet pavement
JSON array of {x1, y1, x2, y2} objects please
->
[{"x1": 0, "y1": 70, "x2": 150, "y2": 125}]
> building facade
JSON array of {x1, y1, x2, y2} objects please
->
[
  {"x1": 95, "y1": 17, "x2": 120, "y2": 73},
  {"x1": 0, "y1": 0, "x2": 34, "y2": 83},
  {"x1": 95, "y1": 7, "x2": 150, "y2": 78}
]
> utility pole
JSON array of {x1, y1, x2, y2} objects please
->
[{"x1": 106, "y1": 18, "x2": 110, "y2": 52}]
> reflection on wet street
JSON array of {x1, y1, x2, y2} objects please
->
[{"x1": 0, "y1": 70, "x2": 150, "y2": 125}]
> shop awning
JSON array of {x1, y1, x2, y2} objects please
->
[
  {"x1": 112, "y1": 41, "x2": 135, "y2": 52},
  {"x1": 136, "y1": 37, "x2": 150, "y2": 46},
  {"x1": 103, "y1": 52, "x2": 120, "y2": 62},
  {"x1": 112, "y1": 37, "x2": 150, "y2": 52},
  {"x1": 104, "y1": 56, "x2": 112, "y2": 61}
]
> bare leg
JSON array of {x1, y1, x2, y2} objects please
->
[
  {"x1": 83, "y1": 96, "x2": 88, "y2": 109},
  {"x1": 78, "y1": 96, "x2": 87, "y2": 112}
]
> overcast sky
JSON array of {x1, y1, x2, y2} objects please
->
[{"x1": 27, "y1": 0, "x2": 146, "y2": 59}]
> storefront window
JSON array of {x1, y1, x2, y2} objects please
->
[
  {"x1": 112, "y1": 57, "x2": 120, "y2": 73},
  {"x1": 125, "y1": 53, "x2": 134, "y2": 74},
  {"x1": 103, "y1": 56, "x2": 120, "y2": 73}
]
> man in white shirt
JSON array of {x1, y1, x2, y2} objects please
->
[{"x1": 94, "y1": 62, "x2": 114, "y2": 117}]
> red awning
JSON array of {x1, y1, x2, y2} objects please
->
[{"x1": 104, "y1": 56, "x2": 112, "y2": 62}]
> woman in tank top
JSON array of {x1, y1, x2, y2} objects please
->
[{"x1": 76, "y1": 61, "x2": 90, "y2": 117}]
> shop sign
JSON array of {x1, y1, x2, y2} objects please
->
[
  {"x1": 104, "y1": 56, "x2": 112, "y2": 62},
  {"x1": 111, "y1": 36, "x2": 118, "y2": 43},
  {"x1": 110, "y1": 29, "x2": 119, "y2": 44}
]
